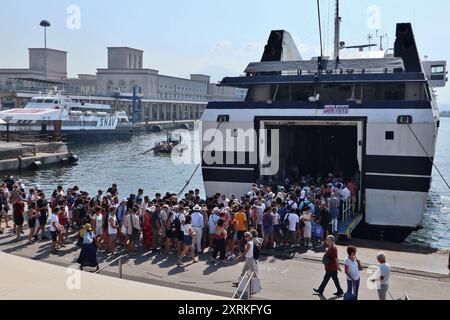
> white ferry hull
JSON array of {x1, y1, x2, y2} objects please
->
[{"x1": 200, "y1": 103, "x2": 437, "y2": 242}]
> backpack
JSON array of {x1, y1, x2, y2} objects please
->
[
  {"x1": 283, "y1": 214, "x2": 290, "y2": 231},
  {"x1": 171, "y1": 213, "x2": 181, "y2": 232},
  {"x1": 286, "y1": 200, "x2": 295, "y2": 213},
  {"x1": 253, "y1": 241, "x2": 261, "y2": 260}
]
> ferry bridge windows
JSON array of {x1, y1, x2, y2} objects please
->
[
  {"x1": 315, "y1": 84, "x2": 353, "y2": 102},
  {"x1": 431, "y1": 65, "x2": 445, "y2": 74}
]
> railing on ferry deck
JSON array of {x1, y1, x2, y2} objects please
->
[{"x1": 341, "y1": 198, "x2": 354, "y2": 223}]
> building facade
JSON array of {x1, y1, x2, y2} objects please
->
[{"x1": 0, "y1": 46, "x2": 245, "y2": 122}]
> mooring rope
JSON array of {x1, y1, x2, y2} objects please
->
[{"x1": 407, "y1": 123, "x2": 450, "y2": 190}]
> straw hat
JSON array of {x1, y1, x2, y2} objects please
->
[
  {"x1": 212, "y1": 207, "x2": 220, "y2": 214},
  {"x1": 193, "y1": 204, "x2": 201, "y2": 211},
  {"x1": 84, "y1": 224, "x2": 92, "y2": 231}
]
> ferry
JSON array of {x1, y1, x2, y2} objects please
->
[
  {"x1": 0, "y1": 89, "x2": 133, "y2": 141},
  {"x1": 200, "y1": 3, "x2": 447, "y2": 242}
]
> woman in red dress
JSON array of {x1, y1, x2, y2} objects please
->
[{"x1": 143, "y1": 209, "x2": 153, "y2": 250}]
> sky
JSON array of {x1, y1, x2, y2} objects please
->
[{"x1": 1, "y1": 0, "x2": 449, "y2": 104}]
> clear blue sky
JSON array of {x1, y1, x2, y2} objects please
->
[{"x1": 1, "y1": 0, "x2": 449, "y2": 104}]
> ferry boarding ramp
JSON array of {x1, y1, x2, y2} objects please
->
[{"x1": 0, "y1": 252, "x2": 226, "y2": 300}]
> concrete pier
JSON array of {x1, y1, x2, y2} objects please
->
[
  {"x1": 0, "y1": 141, "x2": 75, "y2": 172},
  {"x1": 0, "y1": 226, "x2": 448, "y2": 300}
]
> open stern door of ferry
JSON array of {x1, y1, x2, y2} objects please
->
[{"x1": 256, "y1": 117, "x2": 366, "y2": 240}]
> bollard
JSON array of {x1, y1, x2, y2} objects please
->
[{"x1": 119, "y1": 258, "x2": 123, "y2": 279}]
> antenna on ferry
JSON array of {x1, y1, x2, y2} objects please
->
[
  {"x1": 316, "y1": 0, "x2": 325, "y2": 72},
  {"x1": 334, "y1": 0, "x2": 341, "y2": 60}
]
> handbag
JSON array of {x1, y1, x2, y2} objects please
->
[
  {"x1": 357, "y1": 259, "x2": 364, "y2": 271},
  {"x1": 322, "y1": 253, "x2": 331, "y2": 265},
  {"x1": 251, "y1": 277, "x2": 262, "y2": 295}
]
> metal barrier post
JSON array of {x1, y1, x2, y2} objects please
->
[{"x1": 119, "y1": 258, "x2": 123, "y2": 279}]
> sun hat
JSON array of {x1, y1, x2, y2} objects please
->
[
  {"x1": 193, "y1": 204, "x2": 201, "y2": 211},
  {"x1": 84, "y1": 224, "x2": 92, "y2": 231}
]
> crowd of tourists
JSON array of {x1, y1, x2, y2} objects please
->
[{"x1": 0, "y1": 174, "x2": 392, "y2": 300}]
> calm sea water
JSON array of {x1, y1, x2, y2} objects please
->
[{"x1": 14, "y1": 119, "x2": 450, "y2": 249}]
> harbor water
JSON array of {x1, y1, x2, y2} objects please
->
[{"x1": 14, "y1": 119, "x2": 450, "y2": 250}]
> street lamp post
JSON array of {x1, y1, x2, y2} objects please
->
[{"x1": 39, "y1": 20, "x2": 51, "y2": 83}]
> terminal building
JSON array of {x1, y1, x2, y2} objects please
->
[{"x1": 0, "y1": 47, "x2": 245, "y2": 122}]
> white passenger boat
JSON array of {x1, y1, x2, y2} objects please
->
[{"x1": 0, "y1": 89, "x2": 133, "y2": 141}]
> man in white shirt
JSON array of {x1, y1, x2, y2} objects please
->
[
  {"x1": 341, "y1": 184, "x2": 351, "y2": 202},
  {"x1": 285, "y1": 211, "x2": 300, "y2": 245},
  {"x1": 49, "y1": 211, "x2": 60, "y2": 255},
  {"x1": 191, "y1": 205, "x2": 205, "y2": 254},
  {"x1": 371, "y1": 252, "x2": 391, "y2": 300}
]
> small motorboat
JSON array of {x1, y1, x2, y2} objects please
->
[{"x1": 153, "y1": 132, "x2": 187, "y2": 155}]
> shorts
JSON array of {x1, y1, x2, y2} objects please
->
[
  {"x1": 165, "y1": 229, "x2": 173, "y2": 238},
  {"x1": 109, "y1": 233, "x2": 117, "y2": 242},
  {"x1": 128, "y1": 233, "x2": 139, "y2": 242},
  {"x1": 289, "y1": 230, "x2": 297, "y2": 242},
  {"x1": 263, "y1": 227, "x2": 274, "y2": 238},
  {"x1": 50, "y1": 231, "x2": 58, "y2": 242},
  {"x1": 177, "y1": 230, "x2": 184, "y2": 242},
  {"x1": 14, "y1": 216, "x2": 24, "y2": 226},
  {"x1": 226, "y1": 232, "x2": 235, "y2": 241},
  {"x1": 39, "y1": 213, "x2": 47, "y2": 226},
  {"x1": 28, "y1": 218, "x2": 36, "y2": 229},
  {"x1": 273, "y1": 225, "x2": 280, "y2": 234},
  {"x1": 237, "y1": 231, "x2": 246, "y2": 241},
  {"x1": 183, "y1": 235, "x2": 193, "y2": 246}
]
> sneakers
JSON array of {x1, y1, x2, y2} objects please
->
[
  {"x1": 333, "y1": 291, "x2": 344, "y2": 296},
  {"x1": 313, "y1": 288, "x2": 323, "y2": 295},
  {"x1": 232, "y1": 282, "x2": 239, "y2": 287}
]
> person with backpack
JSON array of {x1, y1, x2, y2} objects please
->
[
  {"x1": 208, "y1": 207, "x2": 220, "y2": 250},
  {"x1": 211, "y1": 219, "x2": 227, "y2": 264},
  {"x1": 283, "y1": 208, "x2": 300, "y2": 246},
  {"x1": 171, "y1": 205, "x2": 186, "y2": 256},
  {"x1": 313, "y1": 235, "x2": 344, "y2": 297},
  {"x1": 327, "y1": 192, "x2": 340, "y2": 234},
  {"x1": 126, "y1": 207, "x2": 141, "y2": 255},
  {"x1": 262, "y1": 207, "x2": 274, "y2": 249},
  {"x1": 177, "y1": 215, "x2": 197, "y2": 266}
]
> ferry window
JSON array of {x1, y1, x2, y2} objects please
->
[
  {"x1": 354, "y1": 84, "x2": 362, "y2": 101},
  {"x1": 245, "y1": 86, "x2": 271, "y2": 102},
  {"x1": 385, "y1": 131, "x2": 395, "y2": 140},
  {"x1": 431, "y1": 65, "x2": 445, "y2": 74},
  {"x1": 53, "y1": 100, "x2": 59, "y2": 104},
  {"x1": 316, "y1": 84, "x2": 352, "y2": 102},
  {"x1": 274, "y1": 85, "x2": 292, "y2": 101},
  {"x1": 405, "y1": 83, "x2": 425, "y2": 100},
  {"x1": 384, "y1": 83, "x2": 406, "y2": 100},
  {"x1": 363, "y1": 84, "x2": 384, "y2": 101},
  {"x1": 292, "y1": 85, "x2": 315, "y2": 101},
  {"x1": 44, "y1": 99, "x2": 54, "y2": 103}
]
